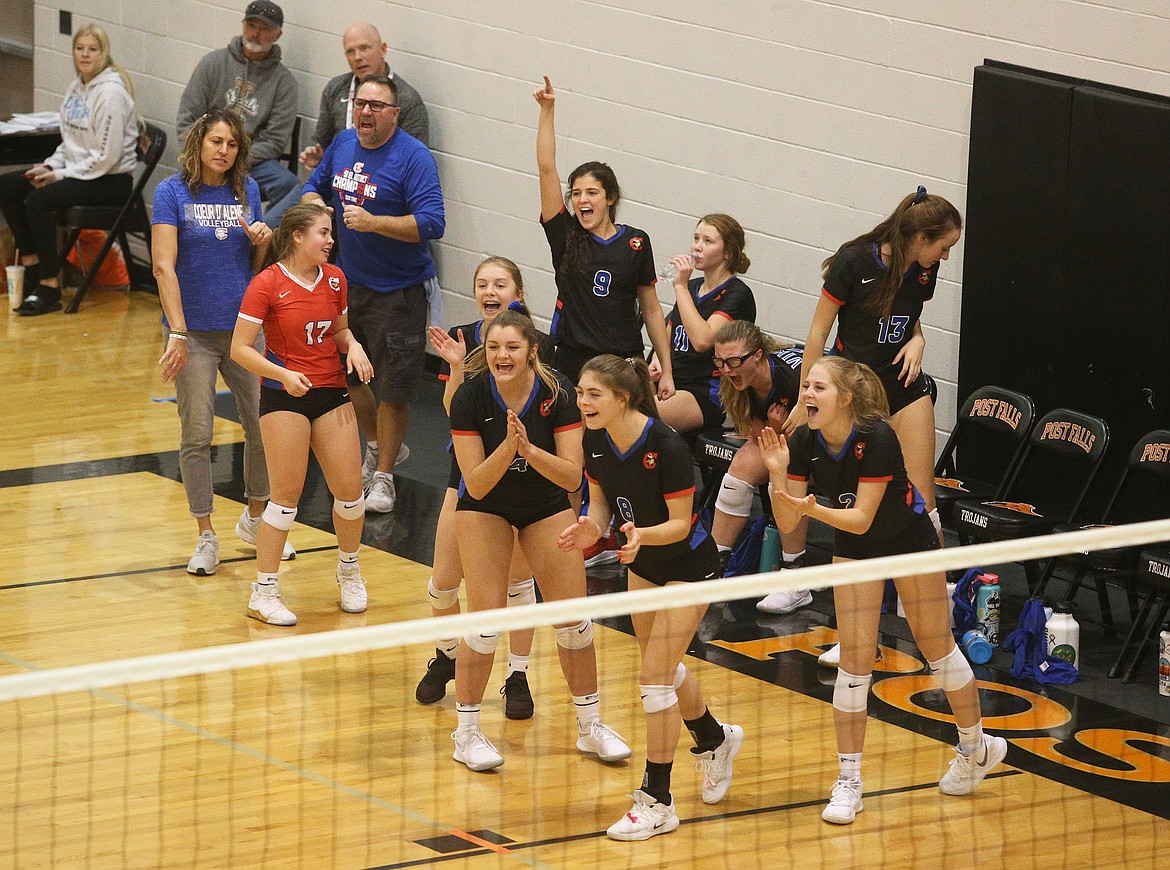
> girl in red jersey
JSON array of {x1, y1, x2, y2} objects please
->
[
  {"x1": 231, "y1": 203, "x2": 373, "y2": 626},
  {"x1": 560, "y1": 355, "x2": 741, "y2": 842},
  {"x1": 447, "y1": 309, "x2": 629, "y2": 772},
  {"x1": 761, "y1": 357, "x2": 1005, "y2": 826}
]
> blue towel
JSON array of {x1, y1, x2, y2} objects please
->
[
  {"x1": 1002, "y1": 598, "x2": 1079, "y2": 684},
  {"x1": 724, "y1": 515, "x2": 767, "y2": 577}
]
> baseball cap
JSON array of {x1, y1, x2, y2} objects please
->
[{"x1": 244, "y1": 1, "x2": 283, "y2": 28}]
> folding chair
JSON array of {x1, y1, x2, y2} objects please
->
[
  {"x1": 952, "y1": 408, "x2": 1110, "y2": 592},
  {"x1": 1108, "y1": 548, "x2": 1170, "y2": 681},
  {"x1": 61, "y1": 122, "x2": 167, "y2": 313},
  {"x1": 934, "y1": 386, "x2": 1036, "y2": 529}
]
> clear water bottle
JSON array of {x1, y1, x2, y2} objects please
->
[
  {"x1": 658, "y1": 262, "x2": 677, "y2": 283},
  {"x1": 961, "y1": 628, "x2": 993, "y2": 665},
  {"x1": 975, "y1": 573, "x2": 1001, "y2": 644},
  {"x1": 1046, "y1": 601, "x2": 1079, "y2": 666}
]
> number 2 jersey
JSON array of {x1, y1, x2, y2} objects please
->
[
  {"x1": 583, "y1": 417, "x2": 719, "y2": 582},
  {"x1": 449, "y1": 370, "x2": 581, "y2": 515},
  {"x1": 238, "y1": 263, "x2": 349, "y2": 390},
  {"x1": 822, "y1": 243, "x2": 938, "y2": 383},
  {"x1": 786, "y1": 419, "x2": 934, "y2": 557}
]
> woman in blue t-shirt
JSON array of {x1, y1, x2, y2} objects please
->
[{"x1": 151, "y1": 109, "x2": 292, "y2": 575}]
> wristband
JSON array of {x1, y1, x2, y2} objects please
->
[{"x1": 169, "y1": 330, "x2": 188, "y2": 341}]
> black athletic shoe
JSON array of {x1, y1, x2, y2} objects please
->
[
  {"x1": 415, "y1": 649, "x2": 456, "y2": 704},
  {"x1": 501, "y1": 671, "x2": 534, "y2": 720}
]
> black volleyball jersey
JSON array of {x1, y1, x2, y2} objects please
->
[
  {"x1": 666, "y1": 276, "x2": 757, "y2": 383},
  {"x1": 822, "y1": 243, "x2": 939, "y2": 381},
  {"x1": 786, "y1": 419, "x2": 929, "y2": 546},
  {"x1": 747, "y1": 349, "x2": 804, "y2": 421},
  {"x1": 450, "y1": 370, "x2": 581, "y2": 510},
  {"x1": 583, "y1": 417, "x2": 712, "y2": 572},
  {"x1": 541, "y1": 208, "x2": 656, "y2": 356},
  {"x1": 437, "y1": 320, "x2": 556, "y2": 381}
]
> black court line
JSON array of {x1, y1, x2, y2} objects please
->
[
  {"x1": 366, "y1": 771, "x2": 1023, "y2": 869},
  {"x1": 0, "y1": 546, "x2": 340, "y2": 591}
]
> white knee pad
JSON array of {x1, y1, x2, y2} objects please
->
[
  {"x1": 928, "y1": 507, "x2": 942, "y2": 535},
  {"x1": 640, "y1": 684, "x2": 679, "y2": 714},
  {"x1": 715, "y1": 473, "x2": 755, "y2": 517},
  {"x1": 427, "y1": 577, "x2": 459, "y2": 610},
  {"x1": 555, "y1": 619, "x2": 593, "y2": 650},
  {"x1": 929, "y1": 646, "x2": 974, "y2": 693},
  {"x1": 833, "y1": 669, "x2": 872, "y2": 714},
  {"x1": 463, "y1": 631, "x2": 501, "y2": 655},
  {"x1": 333, "y1": 495, "x2": 365, "y2": 520},
  {"x1": 507, "y1": 577, "x2": 536, "y2": 607},
  {"x1": 672, "y1": 663, "x2": 687, "y2": 690},
  {"x1": 262, "y1": 502, "x2": 298, "y2": 531}
]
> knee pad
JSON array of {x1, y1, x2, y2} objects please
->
[
  {"x1": 928, "y1": 508, "x2": 942, "y2": 535},
  {"x1": 929, "y1": 646, "x2": 974, "y2": 693},
  {"x1": 672, "y1": 663, "x2": 687, "y2": 690},
  {"x1": 333, "y1": 495, "x2": 365, "y2": 520},
  {"x1": 507, "y1": 577, "x2": 536, "y2": 607},
  {"x1": 640, "y1": 684, "x2": 679, "y2": 714},
  {"x1": 427, "y1": 577, "x2": 459, "y2": 610},
  {"x1": 555, "y1": 619, "x2": 593, "y2": 650},
  {"x1": 262, "y1": 501, "x2": 298, "y2": 531},
  {"x1": 715, "y1": 473, "x2": 755, "y2": 517},
  {"x1": 833, "y1": 669, "x2": 872, "y2": 714},
  {"x1": 463, "y1": 631, "x2": 501, "y2": 656}
]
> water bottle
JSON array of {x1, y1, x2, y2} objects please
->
[
  {"x1": 658, "y1": 262, "x2": 677, "y2": 283},
  {"x1": 758, "y1": 522, "x2": 781, "y2": 574},
  {"x1": 1046, "y1": 601, "x2": 1079, "y2": 666},
  {"x1": 975, "y1": 573, "x2": 1001, "y2": 645},
  {"x1": 1157, "y1": 629, "x2": 1169, "y2": 696},
  {"x1": 945, "y1": 580, "x2": 957, "y2": 628},
  {"x1": 961, "y1": 628, "x2": 993, "y2": 665}
]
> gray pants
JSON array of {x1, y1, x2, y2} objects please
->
[{"x1": 171, "y1": 328, "x2": 270, "y2": 517}]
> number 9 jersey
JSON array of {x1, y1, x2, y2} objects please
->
[{"x1": 238, "y1": 263, "x2": 349, "y2": 390}]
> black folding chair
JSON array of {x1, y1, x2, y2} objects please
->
[
  {"x1": 1109, "y1": 548, "x2": 1170, "y2": 681},
  {"x1": 61, "y1": 122, "x2": 167, "y2": 313}
]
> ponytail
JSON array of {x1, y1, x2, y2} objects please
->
[{"x1": 578, "y1": 354, "x2": 657, "y2": 418}]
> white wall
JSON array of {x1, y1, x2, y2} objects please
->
[{"x1": 32, "y1": 0, "x2": 1170, "y2": 438}]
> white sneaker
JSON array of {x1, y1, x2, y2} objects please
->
[
  {"x1": 362, "y1": 443, "x2": 410, "y2": 489},
  {"x1": 247, "y1": 581, "x2": 297, "y2": 626},
  {"x1": 756, "y1": 588, "x2": 813, "y2": 614},
  {"x1": 235, "y1": 509, "x2": 296, "y2": 560},
  {"x1": 452, "y1": 726, "x2": 504, "y2": 771},
  {"x1": 694, "y1": 722, "x2": 744, "y2": 804},
  {"x1": 939, "y1": 735, "x2": 1008, "y2": 795},
  {"x1": 576, "y1": 719, "x2": 632, "y2": 762},
  {"x1": 337, "y1": 564, "x2": 367, "y2": 613},
  {"x1": 187, "y1": 531, "x2": 219, "y2": 576},
  {"x1": 821, "y1": 777, "x2": 863, "y2": 824},
  {"x1": 365, "y1": 472, "x2": 396, "y2": 513},
  {"x1": 606, "y1": 790, "x2": 679, "y2": 841},
  {"x1": 817, "y1": 642, "x2": 883, "y2": 668}
]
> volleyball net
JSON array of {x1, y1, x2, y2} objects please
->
[{"x1": 2, "y1": 520, "x2": 1169, "y2": 869}]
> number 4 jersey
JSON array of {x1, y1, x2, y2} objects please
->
[{"x1": 238, "y1": 262, "x2": 349, "y2": 390}]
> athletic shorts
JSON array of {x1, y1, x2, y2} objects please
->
[
  {"x1": 346, "y1": 282, "x2": 427, "y2": 404},
  {"x1": 553, "y1": 344, "x2": 597, "y2": 385},
  {"x1": 628, "y1": 538, "x2": 722, "y2": 587},
  {"x1": 881, "y1": 370, "x2": 932, "y2": 416},
  {"x1": 260, "y1": 385, "x2": 350, "y2": 421},
  {"x1": 834, "y1": 516, "x2": 940, "y2": 560},
  {"x1": 455, "y1": 493, "x2": 571, "y2": 530},
  {"x1": 676, "y1": 378, "x2": 726, "y2": 429},
  {"x1": 446, "y1": 450, "x2": 461, "y2": 490}
]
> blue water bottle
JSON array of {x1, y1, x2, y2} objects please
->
[
  {"x1": 961, "y1": 629, "x2": 993, "y2": 665},
  {"x1": 759, "y1": 522, "x2": 781, "y2": 574}
]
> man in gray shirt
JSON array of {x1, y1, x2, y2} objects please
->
[
  {"x1": 176, "y1": 1, "x2": 300, "y2": 228},
  {"x1": 299, "y1": 22, "x2": 428, "y2": 171}
]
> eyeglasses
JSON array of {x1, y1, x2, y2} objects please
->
[
  {"x1": 351, "y1": 98, "x2": 398, "y2": 113},
  {"x1": 712, "y1": 352, "x2": 755, "y2": 370}
]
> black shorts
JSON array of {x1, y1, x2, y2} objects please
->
[
  {"x1": 553, "y1": 344, "x2": 597, "y2": 385},
  {"x1": 446, "y1": 450, "x2": 461, "y2": 490},
  {"x1": 346, "y1": 282, "x2": 427, "y2": 404},
  {"x1": 834, "y1": 516, "x2": 940, "y2": 560},
  {"x1": 260, "y1": 385, "x2": 350, "y2": 420},
  {"x1": 628, "y1": 538, "x2": 722, "y2": 587},
  {"x1": 455, "y1": 493, "x2": 571, "y2": 530},
  {"x1": 881, "y1": 371, "x2": 932, "y2": 416},
  {"x1": 676, "y1": 378, "x2": 726, "y2": 429}
]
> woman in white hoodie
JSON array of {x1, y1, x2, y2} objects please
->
[{"x1": 0, "y1": 23, "x2": 138, "y2": 315}]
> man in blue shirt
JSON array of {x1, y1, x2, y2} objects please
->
[{"x1": 304, "y1": 74, "x2": 445, "y2": 512}]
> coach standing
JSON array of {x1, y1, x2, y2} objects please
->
[{"x1": 303, "y1": 74, "x2": 444, "y2": 513}]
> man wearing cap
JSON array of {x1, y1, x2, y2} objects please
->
[
  {"x1": 177, "y1": 1, "x2": 299, "y2": 228},
  {"x1": 303, "y1": 74, "x2": 444, "y2": 514}
]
